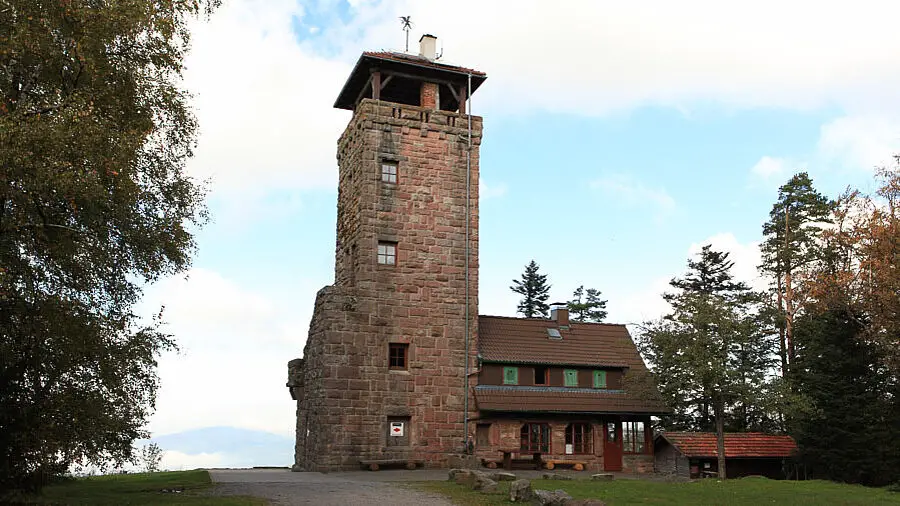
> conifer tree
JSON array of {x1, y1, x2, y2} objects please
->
[
  {"x1": 791, "y1": 310, "x2": 900, "y2": 486},
  {"x1": 760, "y1": 172, "x2": 832, "y2": 376},
  {"x1": 639, "y1": 245, "x2": 771, "y2": 478},
  {"x1": 510, "y1": 260, "x2": 551, "y2": 318},
  {"x1": 568, "y1": 285, "x2": 608, "y2": 322}
]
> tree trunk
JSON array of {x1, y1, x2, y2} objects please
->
[
  {"x1": 714, "y1": 396, "x2": 727, "y2": 479},
  {"x1": 783, "y1": 208, "x2": 796, "y2": 367},
  {"x1": 776, "y1": 275, "x2": 788, "y2": 377}
]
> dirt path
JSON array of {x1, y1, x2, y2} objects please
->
[{"x1": 207, "y1": 469, "x2": 456, "y2": 506}]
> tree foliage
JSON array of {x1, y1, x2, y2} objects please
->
[
  {"x1": 567, "y1": 285, "x2": 607, "y2": 322},
  {"x1": 791, "y1": 310, "x2": 900, "y2": 486},
  {"x1": 510, "y1": 260, "x2": 551, "y2": 318},
  {"x1": 639, "y1": 245, "x2": 774, "y2": 478},
  {"x1": 759, "y1": 172, "x2": 833, "y2": 374},
  {"x1": 0, "y1": 0, "x2": 215, "y2": 494}
]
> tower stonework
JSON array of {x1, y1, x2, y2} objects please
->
[{"x1": 287, "y1": 43, "x2": 486, "y2": 470}]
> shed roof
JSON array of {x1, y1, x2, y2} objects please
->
[
  {"x1": 656, "y1": 432, "x2": 797, "y2": 458},
  {"x1": 478, "y1": 315, "x2": 647, "y2": 369}
]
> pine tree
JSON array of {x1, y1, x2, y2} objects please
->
[
  {"x1": 640, "y1": 245, "x2": 771, "y2": 478},
  {"x1": 568, "y1": 285, "x2": 608, "y2": 322},
  {"x1": 791, "y1": 310, "x2": 900, "y2": 486},
  {"x1": 510, "y1": 260, "x2": 551, "y2": 318},
  {"x1": 760, "y1": 172, "x2": 832, "y2": 376}
]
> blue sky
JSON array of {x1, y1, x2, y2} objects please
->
[{"x1": 137, "y1": 0, "x2": 900, "y2": 469}]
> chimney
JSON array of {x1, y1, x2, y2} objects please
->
[
  {"x1": 550, "y1": 303, "x2": 569, "y2": 327},
  {"x1": 419, "y1": 34, "x2": 437, "y2": 60}
]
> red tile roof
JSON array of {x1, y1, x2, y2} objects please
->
[
  {"x1": 478, "y1": 315, "x2": 647, "y2": 369},
  {"x1": 362, "y1": 51, "x2": 486, "y2": 76},
  {"x1": 475, "y1": 386, "x2": 669, "y2": 415},
  {"x1": 657, "y1": 432, "x2": 797, "y2": 458}
]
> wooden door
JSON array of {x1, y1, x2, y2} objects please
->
[{"x1": 603, "y1": 421, "x2": 623, "y2": 471}]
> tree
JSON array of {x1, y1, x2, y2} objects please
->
[
  {"x1": 639, "y1": 246, "x2": 769, "y2": 479},
  {"x1": 567, "y1": 285, "x2": 608, "y2": 322},
  {"x1": 510, "y1": 260, "x2": 551, "y2": 318},
  {"x1": 0, "y1": 0, "x2": 216, "y2": 494},
  {"x1": 759, "y1": 172, "x2": 832, "y2": 376},
  {"x1": 139, "y1": 443, "x2": 163, "y2": 473},
  {"x1": 805, "y1": 163, "x2": 900, "y2": 374},
  {"x1": 791, "y1": 310, "x2": 900, "y2": 486}
]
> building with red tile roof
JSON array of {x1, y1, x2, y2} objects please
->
[
  {"x1": 655, "y1": 432, "x2": 798, "y2": 479},
  {"x1": 472, "y1": 309, "x2": 669, "y2": 473}
]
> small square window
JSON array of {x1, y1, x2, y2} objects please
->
[
  {"x1": 377, "y1": 242, "x2": 396, "y2": 265},
  {"x1": 564, "y1": 369, "x2": 578, "y2": 387},
  {"x1": 593, "y1": 370, "x2": 607, "y2": 389},
  {"x1": 389, "y1": 343, "x2": 408, "y2": 369},
  {"x1": 381, "y1": 161, "x2": 398, "y2": 184},
  {"x1": 503, "y1": 366, "x2": 518, "y2": 385}
]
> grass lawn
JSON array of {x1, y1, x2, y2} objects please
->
[
  {"x1": 30, "y1": 469, "x2": 267, "y2": 505},
  {"x1": 414, "y1": 476, "x2": 900, "y2": 505}
]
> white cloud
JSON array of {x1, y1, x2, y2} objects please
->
[
  {"x1": 182, "y1": 0, "x2": 900, "y2": 200},
  {"x1": 183, "y1": 0, "x2": 349, "y2": 196},
  {"x1": 750, "y1": 156, "x2": 787, "y2": 180},
  {"x1": 688, "y1": 233, "x2": 766, "y2": 292},
  {"x1": 160, "y1": 451, "x2": 225, "y2": 471},
  {"x1": 817, "y1": 115, "x2": 900, "y2": 171},
  {"x1": 590, "y1": 173, "x2": 676, "y2": 218},
  {"x1": 139, "y1": 268, "x2": 318, "y2": 438},
  {"x1": 479, "y1": 178, "x2": 507, "y2": 200},
  {"x1": 613, "y1": 275, "x2": 673, "y2": 326},
  {"x1": 325, "y1": 0, "x2": 900, "y2": 117},
  {"x1": 612, "y1": 233, "x2": 765, "y2": 326}
]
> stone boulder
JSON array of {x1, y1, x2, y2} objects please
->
[
  {"x1": 491, "y1": 471, "x2": 517, "y2": 481},
  {"x1": 533, "y1": 489, "x2": 574, "y2": 506},
  {"x1": 509, "y1": 479, "x2": 534, "y2": 502},
  {"x1": 590, "y1": 473, "x2": 614, "y2": 481},
  {"x1": 542, "y1": 473, "x2": 573, "y2": 480},
  {"x1": 564, "y1": 500, "x2": 607, "y2": 506},
  {"x1": 473, "y1": 475, "x2": 498, "y2": 494},
  {"x1": 448, "y1": 468, "x2": 468, "y2": 481}
]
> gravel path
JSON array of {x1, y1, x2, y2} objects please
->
[{"x1": 207, "y1": 469, "x2": 456, "y2": 506}]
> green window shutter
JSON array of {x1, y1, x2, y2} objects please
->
[
  {"x1": 503, "y1": 367, "x2": 518, "y2": 385},
  {"x1": 564, "y1": 369, "x2": 578, "y2": 387},
  {"x1": 593, "y1": 370, "x2": 607, "y2": 389}
]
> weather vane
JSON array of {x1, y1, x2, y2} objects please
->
[{"x1": 399, "y1": 16, "x2": 412, "y2": 52}]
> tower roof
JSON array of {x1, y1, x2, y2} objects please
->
[{"x1": 334, "y1": 51, "x2": 487, "y2": 111}]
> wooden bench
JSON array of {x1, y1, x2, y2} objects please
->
[
  {"x1": 544, "y1": 459, "x2": 586, "y2": 471},
  {"x1": 358, "y1": 459, "x2": 423, "y2": 471}
]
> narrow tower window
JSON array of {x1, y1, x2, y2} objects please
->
[
  {"x1": 377, "y1": 241, "x2": 397, "y2": 265},
  {"x1": 389, "y1": 343, "x2": 408, "y2": 369},
  {"x1": 381, "y1": 161, "x2": 398, "y2": 184}
]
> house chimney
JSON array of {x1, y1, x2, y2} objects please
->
[
  {"x1": 550, "y1": 303, "x2": 569, "y2": 327},
  {"x1": 419, "y1": 34, "x2": 437, "y2": 60}
]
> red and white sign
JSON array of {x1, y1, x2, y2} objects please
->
[{"x1": 390, "y1": 422, "x2": 404, "y2": 437}]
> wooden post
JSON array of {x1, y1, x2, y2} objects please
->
[
  {"x1": 458, "y1": 84, "x2": 467, "y2": 114},
  {"x1": 372, "y1": 71, "x2": 381, "y2": 101}
]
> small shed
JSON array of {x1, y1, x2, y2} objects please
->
[{"x1": 654, "y1": 432, "x2": 797, "y2": 479}]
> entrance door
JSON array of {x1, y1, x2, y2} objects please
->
[{"x1": 603, "y1": 421, "x2": 623, "y2": 471}]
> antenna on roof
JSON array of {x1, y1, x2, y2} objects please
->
[{"x1": 399, "y1": 16, "x2": 412, "y2": 52}]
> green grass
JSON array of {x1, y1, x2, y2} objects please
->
[
  {"x1": 414, "y1": 476, "x2": 900, "y2": 506},
  {"x1": 31, "y1": 470, "x2": 267, "y2": 505}
]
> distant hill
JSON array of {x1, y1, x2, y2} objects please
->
[{"x1": 148, "y1": 426, "x2": 293, "y2": 468}]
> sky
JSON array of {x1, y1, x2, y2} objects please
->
[{"x1": 136, "y1": 0, "x2": 900, "y2": 469}]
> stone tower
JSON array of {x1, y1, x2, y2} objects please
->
[{"x1": 287, "y1": 36, "x2": 487, "y2": 471}]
